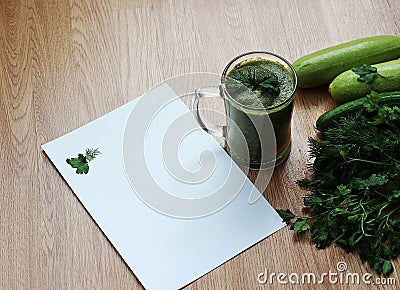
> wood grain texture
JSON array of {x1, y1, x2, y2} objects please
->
[{"x1": 1, "y1": 0, "x2": 399, "y2": 289}]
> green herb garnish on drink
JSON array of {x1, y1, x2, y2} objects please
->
[
  {"x1": 223, "y1": 57, "x2": 296, "y2": 168},
  {"x1": 225, "y1": 58, "x2": 293, "y2": 108}
]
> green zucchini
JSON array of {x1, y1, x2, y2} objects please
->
[
  {"x1": 316, "y1": 91, "x2": 400, "y2": 131},
  {"x1": 293, "y1": 35, "x2": 400, "y2": 88},
  {"x1": 329, "y1": 59, "x2": 400, "y2": 103}
]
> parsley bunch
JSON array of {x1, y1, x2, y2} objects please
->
[
  {"x1": 352, "y1": 64, "x2": 390, "y2": 83},
  {"x1": 278, "y1": 94, "x2": 400, "y2": 275}
]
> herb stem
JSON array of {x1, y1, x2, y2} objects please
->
[
  {"x1": 359, "y1": 203, "x2": 373, "y2": 237},
  {"x1": 346, "y1": 158, "x2": 384, "y2": 165},
  {"x1": 383, "y1": 205, "x2": 400, "y2": 221}
]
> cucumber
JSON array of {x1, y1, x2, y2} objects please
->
[
  {"x1": 293, "y1": 35, "x2": 400, "y2": 88},
  {"x1": 316, "y1": 91, "x2": 400, "y2": 131},
  {"x1": 329, "y1": 59, "x2": 400, "y2": 103}
]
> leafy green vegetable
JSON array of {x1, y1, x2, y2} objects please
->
[
  {"x1": 352, "y1": 64, "x2": 378, "y2": 83},
  {"x1": 278, "y1": 93, "x2": 400, "y2": 275},
  {"x1": 363, "y1": 91, "x2": 400, "y2": 128},
  {"x1": 276, "y1": 209, "x2": 296, "y2": 223},
  {"x1": 258, "y1": 76, "x2": 280, "y2": 95},
  {"x1": 351, "y1": 64, "x2": 391, "y2": 84},
  {"x1": 66, "y1": 154, "x2": 89, "y2": 174},
  {"x1": 291, "y1": 218, "x2": 311, "y2": 232},
  {"x1": 66, "y1": 148, "x2": 101, "y2": 174},
  {"x1": 227, "y1": 66, "x2": 280, "y2": 97}
]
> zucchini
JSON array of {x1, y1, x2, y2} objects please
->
[
  {"x1": 293, "y1": 35, "x2": 400, "y2": 88},
  {"x1": 329, "y1": 59, "x2": 400, "y2": 103},
  {"x1": 316, "y1": 91, "x2": 400, "y2": 131}
]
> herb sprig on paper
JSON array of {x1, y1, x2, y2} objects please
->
[
  {"x1": 277, "y1": 93, "x2": 400, "y2": 275},
  {"x1": 66, "y1": 148, "x2": 101, "y2": 174}
]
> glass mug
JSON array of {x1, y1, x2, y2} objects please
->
[{"x1": 191, "y1": 51, "x2": 297, "y2": 170}]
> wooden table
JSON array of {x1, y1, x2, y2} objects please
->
[{"x1": 1, "y1": 0, "x2": 399, "y2": 289}]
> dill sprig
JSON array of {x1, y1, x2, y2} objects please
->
[{"x1": 85, "y1": 148, "x2": 101, "y2": 162}]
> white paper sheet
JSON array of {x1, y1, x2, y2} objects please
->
[{"x1": 42, "y1": 84, "x2": 285, "y2": 290}]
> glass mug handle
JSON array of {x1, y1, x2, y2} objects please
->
[{"x1": 191, "y1": 86, "x2": 227, "y2": 146}]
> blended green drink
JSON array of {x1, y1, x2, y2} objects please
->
[{"x1": 221, "y1": 52, "x2": 297, "y2": 169}]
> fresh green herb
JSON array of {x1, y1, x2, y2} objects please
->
[
  {"x1": 66, "y1": 148, "x2": 101, "y2": 174},
  {"x1": 352, "y1": 64, "x2": 391, "y2": 83},
  {"x1": 352, "y1": 64, "x2": 378, "y2": 83},
  {"x1": 258, "y1": 76, "x2": 280, "y2": 95},
  {"x1": 291, "y1": 217, "x2": 311, "y2": 232},
  {"x1": 66, "y1": 154, "x2": 89, "y2": 174},
  {"x1": 276, "y1": 209, "x2": 296, "y2": 223},
  {"x1": 227, "y1": 66, "x2": 280, "y2": 97},
  {"x1": 363, "y1": 92, "x2": 400, "y2": 128},
  {"x1": 84, "y1": 148, "x2": 101, "y2": 162},
  {"x1": 278, "y1": 93, "x2": 400, "y2": 275}
]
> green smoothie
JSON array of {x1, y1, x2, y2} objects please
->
[{"x1": 223, "y1": 57, "x2": 296, "y2": 168}]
